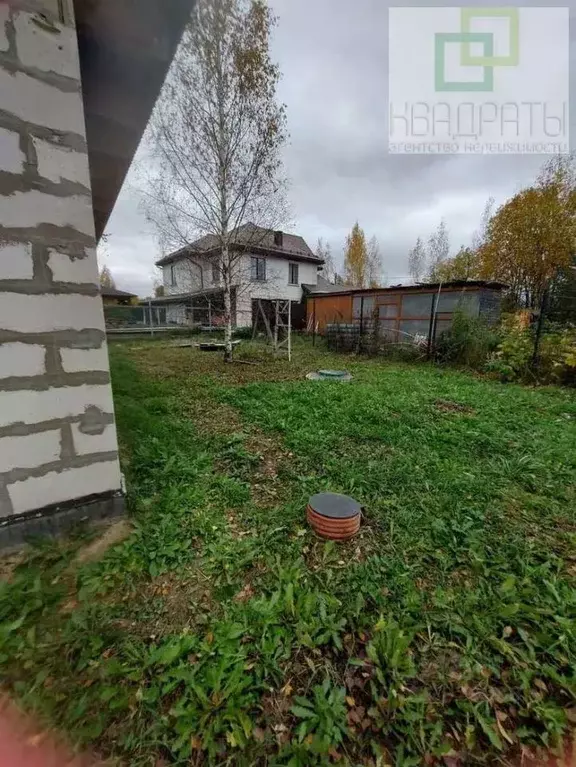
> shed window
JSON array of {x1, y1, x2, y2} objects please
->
[
  {"x1": 399, "y1": 319, "x2": 431, "y2": 341},
  {"x1": 379, "y1": 303, "x2": 398, "y2": 318},
  {"x1": 436, "y1": 292, "x2": 479, "y2": 315},
  {"x1": 353, "y1": 296, "x2": 374, "y2": 319},
  {"x1": 379, "y1": 319, "x2": 398, "y2": 342},
  {"x1": 289, "y1": 263, "x2": 299, "y2": 285},
  {"x1": 251, "y1": 257, "x2": 266, "y2": 282},
  {"x1": 402, "y1": 293, "x2": 433, "y2": 318}
]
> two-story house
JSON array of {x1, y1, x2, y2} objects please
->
[{"x1": 154, "y1": 223, "x2": 323, "y2": 328}]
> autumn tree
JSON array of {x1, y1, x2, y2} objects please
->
[
  {"x1": 408, "y1": 236, "x2": 426, "y2": 283},
  {"x1": 99, "y1": 265, "x2": 116, "y2": 289},
  {"x1": 343, "y1": 222, "x2": 369, "y2": 288},
  {"x1": 426, "y1": 220, "x2": 450, "y2": 280},
  {"x1": 317, "y1": 237, "x2": 336, "y2": 283},
  {"x1": 429, "y1": 246, "x2": 480, "y2": 282},
  {"x1": 472, "y1": 197, "x2": 495, "y2": 252},
  {"x1": 142, "y1": 0, "x2": 287, "y2": 361},
  {"x1": 479, "y1": 156, "x2": 576, "y2": 307}
]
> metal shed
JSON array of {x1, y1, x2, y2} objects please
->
[{"x1": 307, "y1": 281, "x2": 507, "y2": 343}]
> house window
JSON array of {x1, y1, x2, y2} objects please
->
[
  {"x1": 251, "y1": 256, "x2": 266, "y2": 282},
  {"x1": 288, "y1": 263, "x2": 299, "y2": 285},
  {"x1": 170, "y1": 264, "x2": 177, "y2": 287},
  {"x1": 212, "y1": 261, "x2": 220, "y2": 284}
]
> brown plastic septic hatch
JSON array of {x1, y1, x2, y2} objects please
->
[{"x1": 306, "y1": 492, "x2": 362, "y2": 540}]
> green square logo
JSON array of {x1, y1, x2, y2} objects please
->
[
  {"x1": 435, "y1": 32, "x2": 494, "y2": 92},
  {"x1": 461, "y1": 7, "x2": 519, "y2": 67}
]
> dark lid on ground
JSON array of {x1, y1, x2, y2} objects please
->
[{"x1": 308, "y1": 493, "x2": 362, "y2": 519}]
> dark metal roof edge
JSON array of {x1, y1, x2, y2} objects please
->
[
  {"x1": 306, "y1": 280, "x2": 509, "y2": 298},
  {"x1": 156, "y1": 244, "x2": 323, "y2": 268}
]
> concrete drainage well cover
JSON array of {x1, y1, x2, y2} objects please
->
[
  {"x1": 306, "y1": 370, "x2": 352, "y2": 382},
  {"x1": 306, "y1": 492, "x2": 362, "y2": 540}
]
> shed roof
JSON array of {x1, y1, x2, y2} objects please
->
[
  {"x1": 100, "y1": 287, "x2": 138, "y2": 299},
  {"x1": 307, "y1": 280, "x2": 508, "y2": 298}
]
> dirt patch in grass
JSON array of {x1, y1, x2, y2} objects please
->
[
  {"x1": 110, "y1": 566, "x2": 217, "y2": 639},
  {"x1": 75, "y1": 520, "x2": 133, "y2": 566},
  {"x1": 434, "y1": 399, "x2": 476, "y2": 414},
  {"x1": 0, "y1": 550, "x2": 27, "y2": 582}
]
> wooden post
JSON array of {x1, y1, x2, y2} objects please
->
[
  {"x1": 312, "y1": 299, "x2": 316, "y2": 347},
  {"x1": 288, "y1": 300, "x2": 292, "y2": 362},
  {"x1": 274, "y1": 300, "x2": 279, "y2": 353},
  {"x1": 208, "y1": 299, "x2": 212, "y2": 328},
  {"x1": 358, "y1": 296, "x2": 364, "y2": 353},
  {"x1": 532, "y1": 283, "x2": 550, "y2": 370}
]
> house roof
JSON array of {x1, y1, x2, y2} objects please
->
[
  {"x1": 147, "y1": 286, "x2": 233, "y2": 305},
  {"x1": 307, "y1": 280, "x2": 509, "y2": 298},
  {"x1": 100, "y1": 287, "x2": 138, "y2": 299},
  {"x1": 155, "y1": 224, "x2": 320, "y2": 267},
  {"x1": 74, "y1": 0, "x2": 194, "y2": 240},
  {"x1": 302, "y1": 275, "x2": 350, "y2": 294}
]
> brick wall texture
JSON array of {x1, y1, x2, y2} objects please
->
[{"x1": 0, "y1": 2, "x2": 122, "y2": 518}]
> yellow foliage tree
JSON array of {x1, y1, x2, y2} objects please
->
[
  {"x1": 344, "y1": 222, "x2": 368, "y2": 288},
  {"x1": 429, "y1": 246, "x2": 480, "y2": 283},
  {"x1": 99, "y1": 265, "x2": 116, "y2": 289},
  {"x1": 479, "y1": 156, "x2": 576, "y2": 307}
]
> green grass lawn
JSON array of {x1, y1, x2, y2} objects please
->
[{"x1": 1, "y1": 340, "x2": 576, "y2": 766}]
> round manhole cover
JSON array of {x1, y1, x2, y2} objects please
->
[
  {"x1": 306, "y1": 492, "x2": 362, "y2": 541},
  {"x1": 306, "y1": 370, "x2": 352, "y2": 382}
]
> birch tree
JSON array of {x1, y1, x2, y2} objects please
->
[
  {"x1": 142, "y1": 0, "x2": 288, "y2": 361},
  {"x1": 317, "y1": 237, "x2": 336, "y2": 283},
  {"x1": 408, "y1": 237, "x2": 426, "y2": 284},
  {"x1": 367, "y1": 236, "x2": 384, "y2": 287},
  {"x1": 427, "y1": 220, "x2": 450, "y2": 280}
]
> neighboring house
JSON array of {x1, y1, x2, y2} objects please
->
[
  {"x1": 0, "y1": 0, "x2": 190, "y2": 543},
  {"x1": 153, "y1": 223, "x2": 323, "y2": 327},
  {"x1": 100, "y1": 287, "x2": 138, "y2": 306}
]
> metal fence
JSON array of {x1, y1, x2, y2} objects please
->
[{"x1": 103, "y1": 304, "x2": 191, "y2": 339}]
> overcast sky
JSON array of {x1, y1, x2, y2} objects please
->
[{"x1": 100, "y1": 0, "x2": 573, "y2": 296}]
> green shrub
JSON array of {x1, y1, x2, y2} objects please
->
[
  {"x1": 233, "y1": 326, "x2": 254, "y2": 340},
  {"x1": 486, "y1": 316, "x2": 576, "y2": 384},
  {"x1": 435, "y1": 310, "x2": 498, "y2": 368}
]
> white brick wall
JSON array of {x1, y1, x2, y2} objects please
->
[
  {"x1": 0, "y1": 343, "x2": 45, "y2": 378},
  {"x1": 0, "y1": 242, "x2": 34, "y2": 279},
  {"x1": 71, "y1": 423, "x2": 118, "y2": 456},
  {"x1": 60, "y1": 344, "x2": 109, "y2": 373},
  {"x1": 13, "y1": 12, "x2": 80, "y2": 80},
  {"x1": 0, "y1": 190, "x2": 95, "y2": 237},
  {"x1": 8, "y1": 460, "x2": 122, "y2": 514},
  {"x1": 0, "y1": 6, "x2": 123, "y2": 520},
  {"x1": 0, "y1": 385, "x2": 115, "y2": 428},
  {"x1": 0, "y1": 69, "x2": 86, "y2": 135},
  {"x1": 0, "y1": 429, "x2": 61, "y2": 473},
  {"x1": 0, "y1": 293, "x2": 105, "y2": 333},
  {"x1": 0, "y1": 128, "x2": 25, "y2": 174},
  {"x1": 48, "y1": 249, "x2": 99, "y2": 284},
  {"x1": 33, "y1": 138, "x2": 90, "y2": 187}
]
